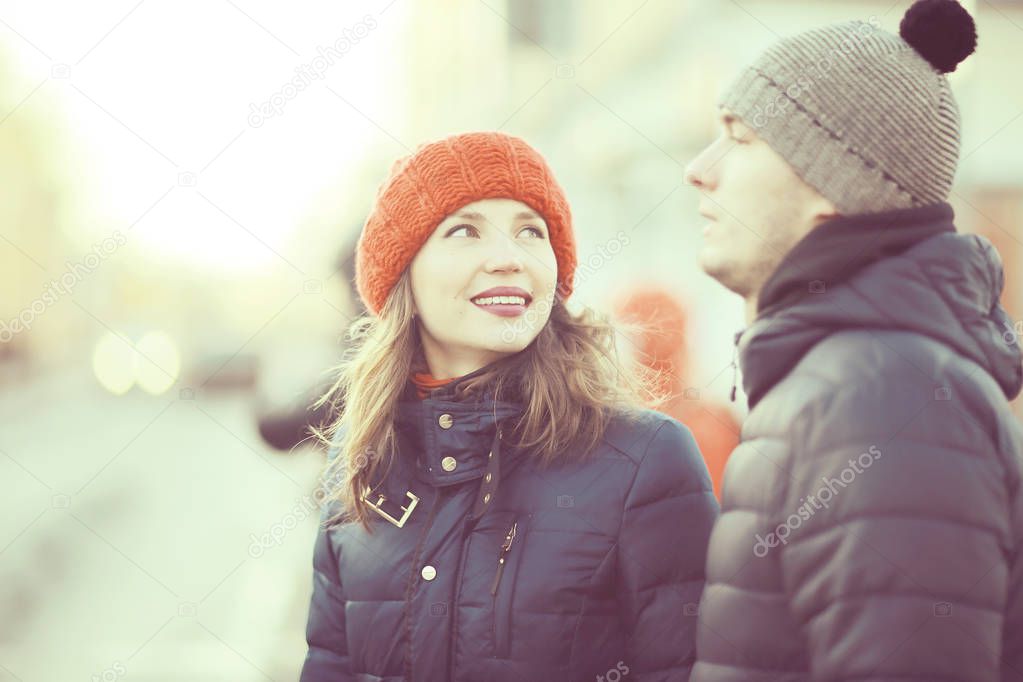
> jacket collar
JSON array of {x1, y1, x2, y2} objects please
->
[
  {"x1": 394, "y1": 391, "x2": 524, "y2": 488},
  {"x1": 391, "y1": 362, "x2": 525, "y2": 488},
  {"x1": 738, "y1": 202, "x2": 1022, "y2": 408},
  {"x1": 756, "y1": 202, "x2": 956, "y2": 318},
  {"x1": 355, "y1": 362, "x2": 527, "y2": 528}
]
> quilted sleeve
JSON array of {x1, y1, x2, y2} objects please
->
[
  {"x1": 616, "y1": 418, "x2": 720, "y2": 681},
  {"x1": 777, "y1": 385, "x2": 1012, "y2": 682},
  {"x1": 299, "y1": 436, "x2": 354, "y2": 681}
]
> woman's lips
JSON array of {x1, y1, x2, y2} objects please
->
[{"x1": 472, "y1": 301, "x2": 528, "y2": 317}]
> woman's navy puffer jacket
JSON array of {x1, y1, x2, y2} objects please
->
[{"x1": 300, "y1": 376, "x2": 719, "y2": 681}]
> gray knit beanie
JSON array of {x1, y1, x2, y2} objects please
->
[{"x1": 719, "y1": 0, "x2": 978, "y2": 215}]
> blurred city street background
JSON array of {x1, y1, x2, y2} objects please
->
[{"x1": 2, "y1": 0, "x2": 1022, "y2": 679}]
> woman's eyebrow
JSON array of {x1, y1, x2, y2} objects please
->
[
  {"x1": 454, "y1": 211, "x2": 485, "y2": 220},
  {"x1": 515, "y1": 210, "x2": 542, "y2": 221}
]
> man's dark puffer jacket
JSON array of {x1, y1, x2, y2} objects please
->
[
  {"x1": 301, "y1": 373, "x2": 720, "y2": 681},
  {"x1": 692, "y1": 204, "x2": 1023, "y2": 681}
]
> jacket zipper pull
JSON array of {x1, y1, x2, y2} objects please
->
[
  {"x1": 729, "y1": 329, "x2": 743, "y2": 403},
  {"x1": 729, "y1": 361, "x2": 737, "y2": 403},
  {"x1": 490, "y1": 522, "x2": 518, "y2": 596}
]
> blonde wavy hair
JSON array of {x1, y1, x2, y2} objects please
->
[{"x1": 311, "y1": 270, "x2": 663, "y2": 532}]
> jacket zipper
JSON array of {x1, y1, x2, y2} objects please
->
[
  {"x1": 490, "y1": 521, "x2": 518, "y2": 595},
  {"x1": 402, "y1": 488, "x2": 444, "y2": 682},
  {"x1": 491, "y1": 514, "x2": 530, "y2": 658},
  {"x1": 446, "y1": 515, "x2": 477, "y2": 682}
]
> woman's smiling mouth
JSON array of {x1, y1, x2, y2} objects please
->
[
  {"x1": 470, "y1": 287, "x2": 532, "y2": 317},
  {"x1": 472, "y1": 297, "x2": 529, "y2": 317}
]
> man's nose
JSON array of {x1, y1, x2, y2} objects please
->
[{"x1": 683, "y1": 154, "x2": 708, "y2": 189}]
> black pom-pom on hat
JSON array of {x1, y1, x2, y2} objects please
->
[{"x1": 900, "y1": 0, "x2": 978, "y2": 73}]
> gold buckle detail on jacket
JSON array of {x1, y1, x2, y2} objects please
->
[{"x1": 362, "y1": 488, "x2": 419, "y2": 528}]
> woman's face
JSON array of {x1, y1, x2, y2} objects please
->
[{"x1": 409, "y1": 198, "x2": 558, "y2": 377}]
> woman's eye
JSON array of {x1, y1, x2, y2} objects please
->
[
  {"x1": 520, "y1": 226, "x2": 546, "y2": 238},
  {"x1": 446, "y1": 224, "x2": 479, "y2": 238}
]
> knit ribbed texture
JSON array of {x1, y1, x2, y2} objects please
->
[
  {"x1": 356, "y1": 131, "x2": 576, "y2": 316},
  {"x1": 719, "y1": 19, "x2": 963, "y2": 215}
]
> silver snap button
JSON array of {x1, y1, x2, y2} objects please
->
[
  {"x1": 484, "y1": 472, "x2": 492, "y2": 482},
  {"x1": 483, "y1": 493, "x2": 491, "y2": 504},
  {"x1": 441, "y1": 456, "x2": 457, "y2": 472},
  {"x1": 438, "y1": 414, "x2": 453, "y2": 429},
  {"x1": 421, "y1": 565, "x2": 437, "y2": 581}
]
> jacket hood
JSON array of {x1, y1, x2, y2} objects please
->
[{"x1": 739, "y1": 204, "x2": 1023, "y2": 408}]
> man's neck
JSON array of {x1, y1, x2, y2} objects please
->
[{"x1": 744, "y1": 295, "x2": 759, "y2": 325}]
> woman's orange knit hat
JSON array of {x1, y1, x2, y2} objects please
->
[{"x1": 355, "y1": 131, "x2": 577, "y2": 316}]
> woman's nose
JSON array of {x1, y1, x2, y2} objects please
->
[
  {"x1": 484, "y1": 240, "x2": 525, "y2": 273},
  {"x1": 486, "y1": 252, "x2": 525, "y2": 273}
]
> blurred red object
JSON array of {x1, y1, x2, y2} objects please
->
[{"x1": 614, "y1": 286, "x2": 739, "y2": 500}]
